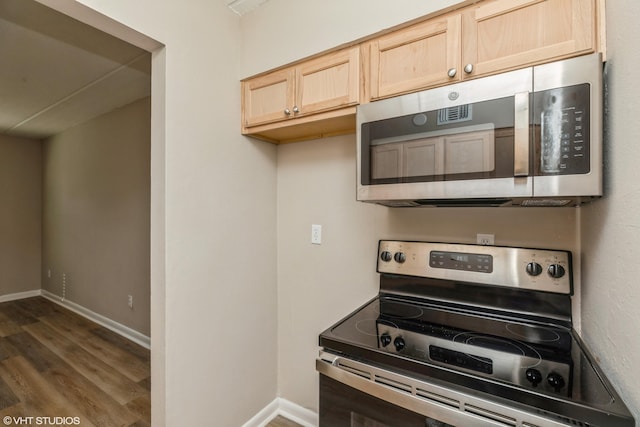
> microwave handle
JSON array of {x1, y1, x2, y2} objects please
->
[{"x1": 514, "y1": 92, "x2": 530, "y2": 177}]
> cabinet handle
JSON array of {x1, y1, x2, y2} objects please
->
[
  {"x1": 284, "y1": 108, "x2": 291, "y2": 116},
  {"x1": 447, "y1": 68, "x2": 457, "y2": 78},
  {"x1": 464, "y1": 63, "x2": 474, "y2": 74},
  {"x1": 292, "y1": 106, "x2": 300, "y2": 114}
]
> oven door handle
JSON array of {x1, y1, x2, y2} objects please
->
[
  {"x1": 317, "y1": 353, "x2": 569, "y2": 427},
  {"x1": 514, "y1": 91, "x2": 530, "y2": 177}
]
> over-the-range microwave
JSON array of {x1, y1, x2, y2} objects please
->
[{"x1": 356, "y1": 53, "x2": 603, "y2": 207}]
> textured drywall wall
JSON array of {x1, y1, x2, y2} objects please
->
[
  {"x1": 579, "y1": 0, "x2": 640, "y2": 420},
  {"x1": 0, "y1": 134, "x2": 42, "y2": 297}
]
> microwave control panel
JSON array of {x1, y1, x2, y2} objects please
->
[{"x1": 535, "y1": 83, "x2": 591, "y2": 176}]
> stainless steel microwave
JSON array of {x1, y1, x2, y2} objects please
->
[{"x1": 356, "y1": 53, "x2": 603, "y2": 207}]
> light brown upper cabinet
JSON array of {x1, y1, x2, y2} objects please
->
[
  {"x1": 241, "y1": 0, "x2": 603, "y2": 143},
  {"x1": 242, "y1": 46, "x2": 360, "y2": 142},
  {"x1": 242, "y1": 68, "x2": 295, "y2": 128},
  {"x1": 367, "y1": 14, "x2": 462, "y2": 101},
  {"x1": 462, "y1": 0, "x2": 596, "y2": 79},
  {"x1": 367, "y1": 0, "x2": 598, "y2": 101}
]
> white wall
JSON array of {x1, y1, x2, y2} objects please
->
[
  {"x1": 580, "y1": 0, "x2": 640, "y2": 421},
  {"x1": 42, "y1": 98, "x2": 151, "y2": 335},
  {"x1": 45, "y1": 0, "x2": 279, "y2": 426},
  {"x1": 0, "y1": 135, "x2": 41, "y2": 297}
]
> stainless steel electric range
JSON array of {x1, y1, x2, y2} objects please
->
[{"x1": 317, "y1": 241, "x2": 634, "y2": 427}]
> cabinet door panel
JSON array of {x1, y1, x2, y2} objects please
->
[
  {"x1": 370, "y1": 14, "x2": 461, "y2": 100},
  {"x1": 243, "y1": 68, "x2": 294, "y2": 127},
  {"x1": 296, "y1": 47, "x2": 359, "y2": 116},
  {"x1": 463, "y1": 0, "x2": 594, "y2": 78}
]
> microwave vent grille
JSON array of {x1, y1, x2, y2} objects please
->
[{"x1": 437, "y1": 105, "x2": 472, "y2": 125}]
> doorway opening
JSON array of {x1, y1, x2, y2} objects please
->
[{"x1": 0, "y1": 0, "x2": 165, "y2": 424}]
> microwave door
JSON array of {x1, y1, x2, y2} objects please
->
[{"x1": 357, "y1": 70, "x2": 535, "y2": 203}]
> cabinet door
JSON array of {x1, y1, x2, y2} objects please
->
[
  {"x1": 295, "y1": 47, "x2": 359, "y2": 116},
  {"x1": 242, "y1": 68, "x2": 295, "y2": 127},
  {"x1": 462, "y1": 0, "x2": 595, "y2": 78},
  {"x1": 369, "y1": 14, "x2": 461, "y2": 100}
]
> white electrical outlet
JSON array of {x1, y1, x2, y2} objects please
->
[
  {"x1": 128, "y1": 295, "x2": 134, "y2": 309},
  {"x1": 311, "y1": 224, "x2": 322, "y2": 245},
  {"x1": 477, "y1": 233, "x2": 495, "y2": 246}
]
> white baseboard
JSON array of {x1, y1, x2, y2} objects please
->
[
  {"x1": 41, "y1": 290, "x2": 151, "y2": 349},
  {"x1": 0, "y1": 289, "x2": 42, "y2": 303},
  {"x1": 243, "y1": 397, "x2": 318, "y2": 427},
  {"x1": 278, "y1": 398, "x2": 318, "y2": 427},
  {"x1": 243, "y1": 399, "x2": 279, "y2": 427}
]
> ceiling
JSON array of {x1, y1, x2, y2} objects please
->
[{"x1": 0, "y1": 0, "x2": 151, "y2": 140}]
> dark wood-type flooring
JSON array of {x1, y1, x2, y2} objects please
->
[
  {"x1": 267, "y1": 415, "x2": 303, "y2": 427},
  {"x1": 0, "y1": 297, "x2": 150, "y2": 426}
]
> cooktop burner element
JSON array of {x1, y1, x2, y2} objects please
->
[{"x1": 318, "y1": 241, "x2": 634, "y2": 427}]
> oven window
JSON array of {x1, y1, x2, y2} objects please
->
[{"x1": 360, "y1": 97, "x2": 515, "y2": 186}]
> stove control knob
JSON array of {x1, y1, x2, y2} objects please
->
[
  {"x1": 548, "y1": 264, "x2": 566, "y2": 279},
  {"x1": 380, "y1": 333, "x2": 392, "y2": 347},
  {"x1": 525, "y1": 368, "x2": 542, "y2": 386},
  {"x1": 547, "y1": 372, "x2": 566, "y2": 391},
  {"x1": 526, "y1": 262, "x2": 543, "y2": 276},
  {"x1": 393, "y1": 252, "x2": 406, "y2": 264},
  {"x1": 380, "y1": 251, "x2": 393, "y2": 262},
  {"x1": 393, "y1": 336, "x2": 405, "y2": 351}
]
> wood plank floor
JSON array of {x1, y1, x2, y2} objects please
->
[
  {"x1": 0, "y1": 297, "x2": 150, "y2": 427},
  {"x1": 267, "y1": 415, "x2": 303, "y2": 427}
]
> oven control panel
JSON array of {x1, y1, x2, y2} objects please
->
[
  {"x1": 377, "y1": 241, "x2": 572, "y2": 295},
  {"x1": 430, "y1": 251, "x2": 493, "y2": 273}
]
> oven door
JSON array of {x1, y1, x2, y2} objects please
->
[
  {"x1": 356, "y1": 68, "x2": 533, "y2": 205},
  {"x1": 320, "y1": 375, "x2": 452, "y2": 427},
  {"x1": 317, "y1": 353, "x2": 572, "y2": 427}
]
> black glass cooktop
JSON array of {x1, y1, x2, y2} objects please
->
[{"x1": 319, "y1": 295, "x2": 622, "y2": 416}]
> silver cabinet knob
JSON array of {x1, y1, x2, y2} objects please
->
[
  {"x1": 447, "y1": 68, "x2": 457, "y2": 78},
  {"x1": 464, "y1": 63, "x2": 474, "y2": 74},
  {"x1": 292, "y1": 106, "x2": 300, "y2": 114},
  {"x1": 284, "y1": 108, "x2": 291, "y2": 116}
]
